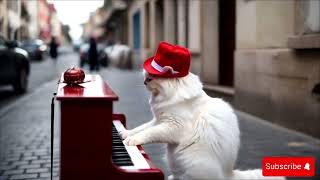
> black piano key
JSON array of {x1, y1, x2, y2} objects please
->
[
  {"x1": 112, "y1": 151, "x2": 129, "y2": 155},
  {"x1": 113, "y1": 161, "x2": 134, "y2": 166},
  {"x1": 112, "y1": 154, "x2": 130, "y2": 158},
  {"x1": 111, "y1": 124, "x2": 134, "y2": 166},
  {"x1": 112, "y1": 153, "x2": 131, "y2": 158},
  {"x1": 112, "y1": 141, "x2": 124, "y2": 144},
  {"x1": 113, "y1": 158, "x2": 132, "y2": 162},
  {"x1": 112, "y1": 146, "x2": 126, "y2": 150},
  {"x1": 113, "y1": 157, "x2": 132, "y2": 162},
  {"x1": 112, "y1": 156, "x2": 131, "y2": 160}
]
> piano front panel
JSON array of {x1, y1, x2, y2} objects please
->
[{"x1": 60, "y1": 100, "x2": 113, "y2": 179}]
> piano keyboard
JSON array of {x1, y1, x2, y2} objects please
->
[
  {"x1": 112, "y1": 124, "x2": 134, "y2": 166},
  {"x1": 112, "y1": 120, "x2": 150, "y2": 170}
]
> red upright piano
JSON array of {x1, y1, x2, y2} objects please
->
[{"x1": 56, "y1": 74, "x2": 164, "y2": 180}]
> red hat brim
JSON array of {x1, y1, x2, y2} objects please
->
[{"x1": 143, "y1": 57, "x2": 185, "y2": 78}]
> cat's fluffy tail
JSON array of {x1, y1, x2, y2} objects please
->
[{"x1": 232, "y1": 169, "x2": 286, "y2": 180}]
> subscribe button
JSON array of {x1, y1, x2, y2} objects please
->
[{"x1": 262, "y1": 157, "x2": 315, "y2": 177}]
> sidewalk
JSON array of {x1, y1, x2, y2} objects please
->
[{"x1": 0, "y1": 67, "x2": 319, "y2": 179}]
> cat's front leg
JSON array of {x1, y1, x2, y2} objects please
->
[
  {"x1": 123, "y1": 121, "x2": 179, "y2": 146},
  {"x1": 119, "y1": 119, "x2": 155, "y2": 139},
  {"x1": 123, "y1": 133, "x2": 144, "y2": 146},
  {"x1": 119, "y1": 130, "x2": 130, "y2": 140}
]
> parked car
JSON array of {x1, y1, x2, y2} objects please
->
[
  {"x1": 0, "y1": 35, "x2": 30, "y2": 93},
  {"x1": 104, "y1": 44, "x2": 132, "y2": 69},
  {"x1": 79, "y1": 43, "x2": 108, "y2": 68},
  {"x1": 21, "y1": 39, "x2": 47, "y2": 61}
]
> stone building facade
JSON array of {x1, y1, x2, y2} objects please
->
[
  {"x1": 235, "y1": 0, "x2": 320, "y2": 138},
  {"x1": 127, "y1": 0, "x2": 320, "y2": 138}
]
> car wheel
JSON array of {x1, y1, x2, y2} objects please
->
[{"x1": 13, "y1": 68, "x2": 28, "y2": 93}]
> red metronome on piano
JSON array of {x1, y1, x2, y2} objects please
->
[
  {"x1": 54, "y1": 68, "x2": 164, "y2": 179},
  {"x1": 62, "y1": 66, "x2": 85, "y2": 85}
]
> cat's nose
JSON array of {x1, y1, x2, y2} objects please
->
[{"x1": 144, "y1": 77, "x2": 153, "y2": 85}]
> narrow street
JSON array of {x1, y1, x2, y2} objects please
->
[
  {"x1": 0, "y1": 48, "x2": 319, "y2": 180},
  {"x1": 0, "y1": 0, "x2": 319, "y2": 179}
]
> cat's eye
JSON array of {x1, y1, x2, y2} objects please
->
[{"x1": 144, "y1": 77, "x2": 153, "y2": 85}]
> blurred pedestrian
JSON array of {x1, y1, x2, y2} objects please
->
[
  {"x1": 88, "y1": 37, "x2": 99, "y2": 71},
  {"x1": 49, "y1": 36, "x2": 59, "y2": 60}
]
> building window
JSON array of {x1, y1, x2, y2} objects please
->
[
  {"x1": 133, "y1": 11, "x2": 141, "y2": 50},
  {"x1": 288, "y1": 0, "x2": 320, "y2": 49},
  {"x1": 296, "y1": 0, "x2": 320, "y2": 34}
]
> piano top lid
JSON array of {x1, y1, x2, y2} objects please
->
[{"x1": 56, "y1": 74, "x2": 118, "y2": 101}]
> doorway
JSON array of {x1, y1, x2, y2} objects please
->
[
  {"x1": 218, "y1": 0, "x2": 235, "y2": 87},
  {"x1": 133, "y1": 11, "x2": 141, "y2": 50}
]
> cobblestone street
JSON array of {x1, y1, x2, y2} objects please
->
[{"x1": 0, "y1": 49, "x2": 319, "y2": 180}]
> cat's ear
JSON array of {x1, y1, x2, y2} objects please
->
[{"x1": 163, "y1": 66, "x2": 179, "y2": 74}]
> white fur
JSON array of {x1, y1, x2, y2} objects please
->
[{"x1": 121, "y1": 71, "x2": 285, "y2": 180}]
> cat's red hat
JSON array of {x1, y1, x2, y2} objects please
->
[{"x1": 143, "y1": 41, "x2": 191, "y2": 78}]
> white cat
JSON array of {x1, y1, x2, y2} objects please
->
[{"x1": 121, "y1": 71, "x2": 284, "y2": 180}]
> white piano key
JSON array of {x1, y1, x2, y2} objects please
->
[{"x1": 113, "y1": 121, "x2": 150, "y2": 169}]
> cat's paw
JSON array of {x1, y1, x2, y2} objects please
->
[
  {"x1": 119, "y1": 130, "x2": 130, "y2": 139},
  {"x1": 123, "y1": 135, "x2": 143, "y2": 146}
]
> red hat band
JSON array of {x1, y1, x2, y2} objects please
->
[{"x1": 143, "y1": 41, "x2": 191, "y2": 78}]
